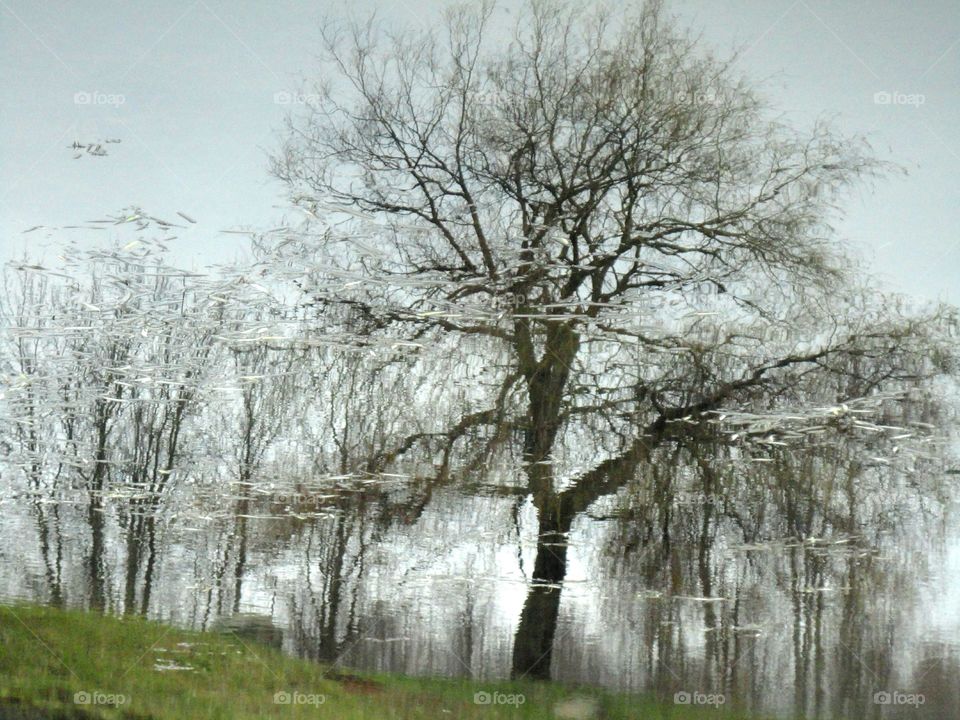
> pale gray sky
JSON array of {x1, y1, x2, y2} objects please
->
[{"x1": 2, "y1": 0, "x2": 957, "y2": 301}]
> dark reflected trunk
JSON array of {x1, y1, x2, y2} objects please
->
[
  {"x1": 233, "y1": 493, "x2": 250, "y2": 614},
  {"x1": 512, "y1": 436, "x2": 653, "y2": 679},
  {"x1": 317, "y1": 511, "x2": 348, "y2": 661},
  {"x1": 511, "y1": 489, "x2": 572, "y2": 679},
  {"x1": 511, "y1": 322, "x2": 580, "y2": 678},
  {"x1": 140, "y1": 515, "x2": 157, "y2": 614},
  {"x1": 124, "y1": 512, "x2": 143, "y2": 613},
  {"x1": 32, "y1": 500, "x2": 63, "y2": 607},
  {"x1": 87, "y1": 475, "x2": 106, "y2": 610},
  {"x1": 121, "y1": 500, "x2": 159, "y2": 615},
  {"x1": 87, "y1": 402, "x2": 113, "y2": 611},
  {"x1": 458, "y1": 591, "x2": 476, "y2": 676},
  {"x1": 289, "y1": 496, "x2": 367, "y2": 664},
  {"x1": 520, "y1": 322, "x2": 579, "y2": 464}
]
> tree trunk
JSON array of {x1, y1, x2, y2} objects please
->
[
  {"x1": 317, "y1": 511, "x2": 348, "y2": 661},
  {"x1": 518, "y1": 321, "x2": 580, "y2": 463},
  {"x1": 87, "y1": 459, "x2": 108, "y2": 610},
  {"x1": 232, "y1": 494, "x2": 250, "y2": 614},
  {"x1": 511, "y1": 436, "x2": 654, "y2": 679},
  {"x1": 124, "y1": 514, "x2": 144, "y2": 614},
  {"x1": 511, "y1": 471, "x2": 572, "y2": 679},
  {"x1": 140, "y1": 515, "x2": 158, "y2": 615}
]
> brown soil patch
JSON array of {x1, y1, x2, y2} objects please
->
[{"x1": 324, "y1": 671, "x2": 383, "y2": 695}]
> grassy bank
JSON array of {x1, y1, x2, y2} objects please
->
[{"x1": 0, "y1": 603, "x2": 766, "y2": 719}]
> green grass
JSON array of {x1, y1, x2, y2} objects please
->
[{"x1": 0, "y1": 603, "x2": 769, "y2": 719}]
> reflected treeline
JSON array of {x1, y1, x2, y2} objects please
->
[
  {"x1": 550, "y1": 436, "x2": 955, "y2": 718},
  {"x1": 1, "y1": 424, "x2": 957, "y2": 717},
  {"x1": 1, "y1": 231, "x2": 958, "y2": 719}
]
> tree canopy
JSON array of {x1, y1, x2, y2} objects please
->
[{"x1": 269, "y1": 0, "x2": 955, "y2": 468}]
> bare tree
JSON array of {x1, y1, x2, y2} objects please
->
[
  {"x1": 271, "y1": 1, "x2": 952, "y2": 468},
  {"x1": 1, "y1": 1, "x2": 955, "y2": 690},
  {"x1": 269, "y1": 0, "x2": 957, "y2": 677}
]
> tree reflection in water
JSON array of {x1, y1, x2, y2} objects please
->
[{"x1": 2, "y1": 424, "x2": 957, "y2": 717}]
